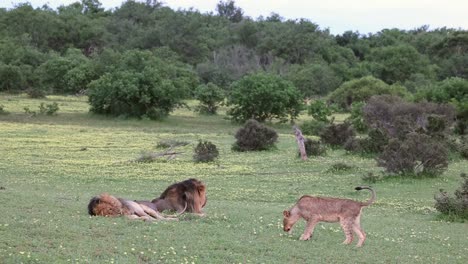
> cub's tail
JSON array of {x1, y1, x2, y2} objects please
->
[{"x1": 355, "y1": 186, "x2": 376, "y2": 206}]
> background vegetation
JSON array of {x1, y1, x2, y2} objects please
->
[{"x1": 0, "y1": 0, "x2": 467, "y2": 262}]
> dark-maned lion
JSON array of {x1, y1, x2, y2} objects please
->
[
  {"x1": 88, "y1": 193, "x2": 177, "y2": 221},
  {"x1": 151, "y1": 178, "x2": 207, "y2": 216},
  {"x1": 283, "y1": 186, "x2": 375, "y2": 247}
]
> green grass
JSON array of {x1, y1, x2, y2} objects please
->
[{"x1": 0, "y1": 94, "x2": 467, "y2": 263}]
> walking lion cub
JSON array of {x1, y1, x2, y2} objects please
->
[{"x1": 283, "y1": 186, "x2": 375, "y2": 247}]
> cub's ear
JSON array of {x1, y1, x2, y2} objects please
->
[{"x1": 283, "y1": 210, "x2": 290, "y2": 217}]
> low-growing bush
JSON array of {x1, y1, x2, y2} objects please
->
[
  {"x1": 300, "y1": 120, "x2": 328, "y2": 136},
  {"x1": 39, "y1": 102, "x2": 59, "y2": 115},
  {"x1": 377, "y1": 133, "x2": 448, "y2": 176},
  {"x1": 193, "y1": 140, "x2": 219, "y2": 162},
  {"x1": 0, "y1": 105, "x2": 8, "y2": 115},
  {"x1": 434, "y1": 173, "x2": 468, "y2": 219},
  {"x1": 300, "y1": 138, "x2": 326, "y2": 157},
  {"x1": 232, "y1": 119, "x2": 278, "y2": 151},
  {"x1": 156, "y1": 139, "x2": 190, "y2": 149},
  {"x1": 364, "y1": 95, "x2": 456, "y2": 139},
  {"x1": 344, "y1": 129, "x2": 388, "y2": 154},
  {"x1": 320, "y1": 122, "x2": 355, "y2": 147},
  {"x1": 327, "y1": 162, "x2": 354, "y2": 173},
  {"x1": 23, "y1": 102, "x2": 59, "y2": 116},
  {"x1": 362, "y1": 172, "x2": 381, "y2": 183}
]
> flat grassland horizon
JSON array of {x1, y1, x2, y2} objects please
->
[{"x1": 0, "y1": 94, "x2": 466, "y2": 263}]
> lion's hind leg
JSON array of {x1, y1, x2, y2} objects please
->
[{"x1": 139, "y1": 204, "x2": 178, "y2": 221}]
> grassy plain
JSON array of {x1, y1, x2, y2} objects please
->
[{"x1": 0, "y1": 94, "x2": 467, "y2": 263}]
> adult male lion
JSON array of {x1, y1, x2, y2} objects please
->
[
  {"x1": 88, "y1": 193, "x2": 177, "y2": 221},
  {"x1": 150, "y1": 178, "x2": 207, "y2": 216}
]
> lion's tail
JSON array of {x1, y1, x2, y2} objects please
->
[
  {"x1": 88, "y1": 193, "x2": 122, "y2": 216},
  {"x1": 355, "y1": 186, "x2": 376, "y2": 206}
]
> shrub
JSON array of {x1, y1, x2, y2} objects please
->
[
  {"x1": 459, "y1": 137, "x2": 468, "y2": 159},
  {"x1": 327, "y1": 162, "x2": 354, "y2": 173},
  {"x1": 363, "y1": 95, "x2": 456, "y2": 139},
  {"x1": 300, "y1": 120, "x2": 328, "y2": 136},
  {"x1": 377, "y1": 133, "x2": 449, "y2": 176},
  {"x1": 344, "y1": 129, "x2": 388, "y2": 154},
  {"x1": 88, "y1": 50, "x2": 197, "y2": 120},
  {"x1": 156, "y1": 139, "x2": 189, "y2": 149},
  {"x1": 300, "y1": 138, "x2": 326, "y2": 157},
  {"x1": 434, "y1": 173, "x2": 468, "y2": 219},
  {"x1": 39, "y1": 102, "x2": 59, "y2": 115},
  {"x1": 194, "y1": 83, "x2": 225, "y2": 115},
  {"x1": 362, "y1": 172, "x2": 381, "y2": 183},
  {"x1": 320, "y1": 122, "x2": 355, "y2": 147},
  {"x1": 0, "y1": 105, "x2": 8, "y2": 115},
  {"x1": 193, "y1": 140, "x2": 219, "y2": 162},
  {"x1": 307, "y1": 100, "x2": 333, "y2": 123},
  {"x1": 227, "y1": 73, "x2": 303, "y2": 123},
  {"x1": 232, "y1": 119, "x2": 278, "y2": 151},
  {"x1": 346, "y1": 102, "x2": 368, "y2": 133},
  {"x1": 327, "y1": 76, "x2": 408, "y2": 111},
  {"x1": 26, "y1": 87, "x2": 46, "y2": 98}
]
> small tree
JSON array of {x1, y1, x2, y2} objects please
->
[
  {"x1": 194, "y1": 83, "x2": 225, "y2": 115},
  {"x1": 227, "y1": 73, "x2": 302, "y2": 123},
  {"x1": 320, "y1": 122, "x2": 355, "y2": 147},
  {"x1": 87, "y1": 50, "x2": 197, "y2": 120}
]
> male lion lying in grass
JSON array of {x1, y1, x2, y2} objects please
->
[
  {"x1": 139, "y1": 178, "x2": 207, "y2": 217},
  {"x1": 283, "y1": 186, "x2": 375, "y2": 247},
  {"x1": 88, "y1": 193, "x2": 181, "y2": 221}
]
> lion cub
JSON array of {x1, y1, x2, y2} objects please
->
[{"x1": 283, "y1": 186, "x2": 375, "y2": 247}]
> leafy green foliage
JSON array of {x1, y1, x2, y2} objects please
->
[
  {"x1": 286, "y1": 63, "x2": 342, "y2": 97},
  {"x1": 307, "y1": 100, "x2": 333, "y2": 123},
  {"x1": 227, "y1": 73, "x2": 302, "y2": 123},
  {"x1": 300, "y1": 120, "x2": 327, "y2": 136},
  {"x1": 87, "y1": 50, "x2": 197, "y2": 120},
  {"x1": 328, "y1": 76, "x2": 408, "y2": 111},
  {"x1": 0, "y1": 105, "x2": 9, "y2": 115},
  {"x1": 194, "y1": 83, "x2": 225, "y2": 115},
  {"x1": 434, "y1": 173, "x2": 468, "y2": 219},
  {"x1": 193, "y1": 140, "x2": 219, "y2": 162},
  {"x1": 232, "y1": 119, "x2": 278, "y2": 151},
  {"x1": 346, "y1": 102, "x2": 368, "y2": 133}
]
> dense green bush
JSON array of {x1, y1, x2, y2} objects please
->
[
  {"x1": 377, "y1": 133, "x2": 448, "y2": 176},
  {"x1": 434, "y1": 173, "x2": 468, "y2": 219},
  {"x1": 300, "y1": 120, "x2": 328, "y2": 136},
  {"x1": 286, "y1": 63, "x2": 342, "y2": 97},
  {"x1": 194, "y1": 83, "x2": 225, "y2": 115},
  {"x1": 320, "y1": 122, "x2": 355, "y2": 147},
  {"x1": 327, "y1": 76, "x2": 408, "y2": 110},
  {"x1": 307, "y1": 100, "x2": 333, "y2": 123},
  {"x1": 193, "y1": 140, "x2": 219, "y2": 162},
  {"x1": 87, "y1": 50, "x2": 197, "y2": 120},
  {"x1": 346, "y1": 102, "x2": 368, "y2": 133},
  {"x1": 232, "y1": 119, "x2": 278, "y2": 151},
  {"x1": 227, "y1": 73, "x2": 302, "y2": 123}
]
